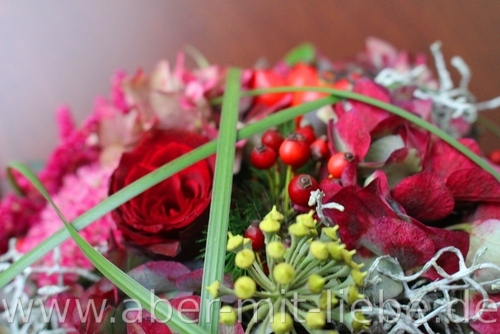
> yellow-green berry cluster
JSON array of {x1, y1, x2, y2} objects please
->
[{"x1": 208, "y1": 207, "x2": 370, "y2": 333}]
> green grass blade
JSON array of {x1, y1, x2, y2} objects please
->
[
  {"x1": 199, "y1": 68, "x2": 241, "y2": 331},
  {"x1": 10, "y1": 163, "x2": 208, "y2": 334},
  {"x1": 0, "y1": 97, "x2": 336, "y2": 290}
]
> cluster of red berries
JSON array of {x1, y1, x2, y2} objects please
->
[
  {"x1": 251, "y1": 126, "x2": 354, "y2": 177},
  {"x1": 250, "y1": 126, "x2": 330, "y2": 170},
  {"x1": 250, "y1": 126, "x2": 356, "y2": 210}
]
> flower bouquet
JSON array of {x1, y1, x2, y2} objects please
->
[{"x1": 1, "y1": 38, "x2": 500, "y2": 334}]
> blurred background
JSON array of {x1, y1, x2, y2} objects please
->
[{"x1": 1, "y1": 0, "x2": 500, "y2": 179}]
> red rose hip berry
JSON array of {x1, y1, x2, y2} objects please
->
[
  {"x1": 327, "y1": 152, "x2": 354, "y2": 178},
  {"x1": 279, "y1": 133, "x2": 311, "y2": 169},
  {"x1": 250, "y1": 143, "x2": 277, "y2": 169},
  {"x1": 245, "y1": 221, "x2": 265, "y2": 251},
  {"x1": 310, "y1": 136, "x2": 330, "y2": 161},
  {"x1": 295, "y1": 125, "x2": 316, "y2": 145},
  {"x1": 288, "y1": 174, "x2": 319, "y2": 207},
  {"x1": 261, "y1": 129, "x2": 284, "y2": 154}
]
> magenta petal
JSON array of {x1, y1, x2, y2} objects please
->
[
  {"x1": 350, "y1": 79, "x2": 392, "y2": 132},
  {"x1": 362, "y1": 217, "x2": 435, "y2": 268},
  {"x1": 331, "y1": 109, "x2": 371, "y2": 159},
  {"x1": 446, "y1": 168, "x2": 500, "y2": 202},
  {"x1": 391, "y1": 170, "x2": 455, "y2": 221}
]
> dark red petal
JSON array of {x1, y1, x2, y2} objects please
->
[
  {"x1": 392, "y1": 170, "x2": 455, "y2": 221},
  {"x1": 324, "y1": 186, "x2": 373, "y2": 249},
  {"x1": 427, "y1": 138, "x2": 482, "y2": 180},
  {"x1": 325, "y1": 182, "x2": 398, "y2": 249},
  {"x1": 446, "y1": 168, "x2": 500, "y2": 202},
  {"x1": 362, "y1": 217, "x2": 435, "y2": 268},
  {"x1": 415, "y1": 221, "x2": 470, "y2": 280},
  {"x1": 319, "y1": 178, "x2": 342, "y2": 204}
]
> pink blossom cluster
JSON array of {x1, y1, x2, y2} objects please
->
[{"x1": 17, "y1": 163, "x2": 120, "y2": 285}]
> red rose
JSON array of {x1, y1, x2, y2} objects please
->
[{"x1": 109, "y1": 129, "x2": 213, "y2": 258}]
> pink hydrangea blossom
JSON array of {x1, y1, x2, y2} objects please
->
[{"x1": 17, "y1": 162, "x2": 121, "y2": 286}]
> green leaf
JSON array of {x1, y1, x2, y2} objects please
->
[
  {"x1": 0, "y1": 96, "x2": 337, "y2": 290},
  {"x1": 284, "y1": 43, "x2": 316, "y2": 65},
  {"x1": 199, "y1": 68, "x2": 241, "y2": 332},
  {"x1": 10, "y1": 164, "x2": 208, "y2": 334}
]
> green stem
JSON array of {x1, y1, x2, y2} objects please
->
[
  {"x1": 265, "y1": 169, "x2": 276, "y2": 204},
  {"x1": 249, "y1": 263, "x2": 275, "y2": 291},
  {"x1": 289, "y1": 238, "x2": 310, "y2": 268}
]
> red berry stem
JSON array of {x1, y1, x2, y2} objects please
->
[
  {"x1": 282, "y1": 165, "x2": 294, "y2": 216},
  {"x1": 265, "y1": 169, "x2": 277, "y2": 204}
]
